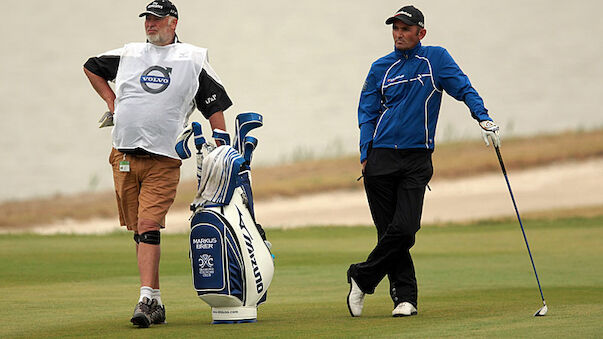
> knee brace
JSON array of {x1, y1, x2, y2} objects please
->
[{"x1": 138, "y1": 230, "x2": 161, "y2": 245}]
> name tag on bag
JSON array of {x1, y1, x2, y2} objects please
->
[{"x1": 119, "y1": 160, "x2": 130, "y2": 172}]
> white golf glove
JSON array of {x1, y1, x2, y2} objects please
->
[
  {"x1": 98, "y1": 111, "x2": 114, "y2": 128},
  {"x1": 479, "y1": 120, "x2": 500, "y2": 147}
]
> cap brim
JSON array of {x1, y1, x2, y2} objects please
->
[
  {"x1": 385, "y1": 15, "x2": 416, "y2": 26},
  {"x1": 139, "y1": 11, "x2": 167, "y2": 18}
]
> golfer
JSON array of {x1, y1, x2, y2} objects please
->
[
  {"x1": 83, "y1": 0, "x2": 232, "y2": 327},
  {"x1": 347, "y1": 5, "x2": 500, "y2": 317}
]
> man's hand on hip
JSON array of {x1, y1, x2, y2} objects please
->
[{"x1": 479, "y1": 120, "x2": 501, "y2": 147}]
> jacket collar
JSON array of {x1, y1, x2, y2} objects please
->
[{"x1": 395, "y1": 42, "x2": 421, "y2": 59}]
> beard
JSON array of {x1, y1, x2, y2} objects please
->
[
  {"x1": 146, "y1": 31, "x2": 174, "y2": 45},
  {"x1": 147, "y1": 33, "x2": 162, "y2": 44}
]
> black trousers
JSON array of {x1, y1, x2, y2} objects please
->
[{"x1": 348, "y1": 148, "x2": 432, "y2": 307}]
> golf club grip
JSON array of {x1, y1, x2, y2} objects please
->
[{"x1": 494, "y1": 146, "x2": 507, "y2": 175}]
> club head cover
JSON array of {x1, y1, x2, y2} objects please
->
[
  {"x1": 175, "y1": 124, "x2": 194, "y2": 159},
  {"x1": 243, "y1": 136, "x2": 258, "y2": 165},
  {"x1": 191, "y1": 122, "x2": 206, "y2": 151},
  {"x1": 212, "y1": 129, "x2": 230, "y2": 146},
  {"x1": 234, "y1": 112, "x2": 263, "y2": 153}
]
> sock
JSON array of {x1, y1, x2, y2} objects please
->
[
  {"x1": 138, "y1": 286, "x2": 153, "y2": 303},
  {"x1": 152, "y1": 289, "x2": 163, "y2": 306}
]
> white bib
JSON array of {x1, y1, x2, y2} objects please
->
[{"x1": 112, "y1": 42, "x2": 208, "y2": 158}]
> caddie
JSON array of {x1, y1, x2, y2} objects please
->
[
  {"x1": 347, "y1": 5, "x2": 500, "y2": 318},
  {"x1": 83, "y1": 0, "x2": 232, "y2": 328}
]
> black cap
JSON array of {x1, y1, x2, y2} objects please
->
[
  {"x1": 385, "y1": 5, "x2": 424, "y2": 28},
  {"x1": 139, "y1": 0, "x2": 178, "y2": 19}
]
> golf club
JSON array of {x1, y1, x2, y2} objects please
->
[{"x1": 494, "y1": 144, "x2": 548, "y2": 317}]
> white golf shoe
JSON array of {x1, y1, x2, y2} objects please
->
[
  {"x1": 392, "y1": 302, "x2": 417, "y2": 317},
  {"x1": 347, "y1": 277, "x2": 365, "y2": 317}
]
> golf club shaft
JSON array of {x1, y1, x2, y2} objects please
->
[{"x1": 494, "y1": 146, "x2": 546, "y2": 303}]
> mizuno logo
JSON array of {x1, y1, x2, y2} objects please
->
[{"x1": 237, "y1": 208, "x2": 264, "y2": 293}]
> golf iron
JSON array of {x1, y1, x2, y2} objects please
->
[{"x1": 494, "y1": 145, "x2": 548, "y2": 317}]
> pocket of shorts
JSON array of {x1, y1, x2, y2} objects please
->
[
  {"x1": 109, "y1": 148, "x2": 121, "y2": 166},
  {"x1": 164, "y1": 157, "x2": 182, "y2": 168}
]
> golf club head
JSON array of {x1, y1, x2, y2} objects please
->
[
  {"x1": 212, "y1": 129, "x2": 230, "y2": 146},
  {"x1": 191, "y1": 122, "x2": 206, "y2": 151},
  {"x1": 175, "y1": 124, "x2": 194, "y2": 159},
  {"x1": 534, "y1": 304, "x2": 548, "y2": 317},
  {"x1": 234, "y1": 112, "x2": 263, "y2": 153},
  {"x1": 243, "y1": 136, "x2": 258, "y2": 165}
]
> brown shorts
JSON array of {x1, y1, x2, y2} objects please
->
[{"x1": 109, "y1": 148, "x2": 182, "y2": 232}]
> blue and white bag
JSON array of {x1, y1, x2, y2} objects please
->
[{"x1": 176, "y1": 113, "x2": 273, "y2": 324}]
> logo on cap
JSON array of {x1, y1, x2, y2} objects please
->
[
  {"x1": 140, "y1": 66, "x2": 172, "y2": 94},
  {"x1": 139, "y1": 0, "x2": 178, "y2": 19},
  {"x1": 386, "y1": 5, "x2": 425, "y2": 28}
]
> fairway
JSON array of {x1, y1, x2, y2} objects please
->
[{"x1": 1, "y1": 217, "x2": 602, "y2": 338}]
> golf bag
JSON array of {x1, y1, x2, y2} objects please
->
[{"x1": 175, "y1": 113, "x2": 274, "y2": 324}]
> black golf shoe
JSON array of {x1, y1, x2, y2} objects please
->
[
  {"x1": 131, "y1": 297, "x2": 155, "y2": 328},
  {"x1": 150, "y1": 303, "x2": 166, "y2": 324}
]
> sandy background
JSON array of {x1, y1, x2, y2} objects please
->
[{"x1": 8, "y1": 157, "x2": 601, "y2": 235}]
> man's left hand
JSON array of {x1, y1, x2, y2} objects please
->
[{"x1": 479, "y1": 120, "x2": 500, "y2": 147}]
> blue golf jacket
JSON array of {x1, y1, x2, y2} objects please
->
[{"x1": 358, "y1": 42, "x2": 492, "y2": 163}]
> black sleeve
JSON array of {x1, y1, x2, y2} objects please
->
[
  {"x1": 83, "y1": 56, "x2": 120, "y2": 81},
  {"x1": 194, "y1": 69, "x2": 233, "y2": 119}
]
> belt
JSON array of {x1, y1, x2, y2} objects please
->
[{"x1": 118, "y1": 148, "x2": 164, "y2": 159}]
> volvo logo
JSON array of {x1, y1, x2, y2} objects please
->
[{"x1": 140, "y1": 66, "x2": 172, "y2": 94}]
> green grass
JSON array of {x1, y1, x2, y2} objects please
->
[{"x1": 1, "y1": 217, "x2": 602, "y2": 338}]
